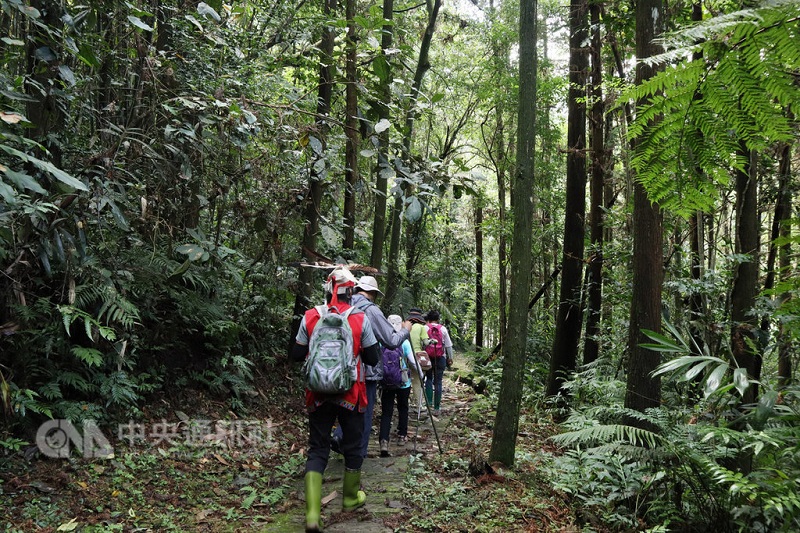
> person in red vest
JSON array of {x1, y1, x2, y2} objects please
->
[{"x1": 291, "y1": 267, "x2": 380, "y2": 532}]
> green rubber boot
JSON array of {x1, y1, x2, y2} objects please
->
[
  {"x1": 342, "y1": 468, "x2": 366, "y2": 511},
  {"x1": 425, "y1": 388, "x2": 433, "y2": 407},
  {"x1": 304, "y1": 471, "x2": 323, "y2": 532}
]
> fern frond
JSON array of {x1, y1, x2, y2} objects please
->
[{"x1": 551, "y1": 423, "x2": 663, "y2": 448}]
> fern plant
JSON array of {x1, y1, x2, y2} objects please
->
[
  {"x1": 547, "y1": 318, "x2": 800, "y2": 530},
  {"x1": 624, "y1": 0, "x2": 800, "y2": 217}
]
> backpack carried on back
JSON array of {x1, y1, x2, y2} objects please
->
[
  {"x1": 304, "y1": 305, "x2": 358, "y2": 394},
  {"x1": 425, "y1": 323, "x2": 445, "y2": 358},
  {"x1": 381, "y1": 345, "x2": 407, "y2": 388}
]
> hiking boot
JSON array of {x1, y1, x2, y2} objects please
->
[
  {"x1": 397, "y1": 435, "x2": 407, "y2": 446},
  {"x1": 380, "y1": 439, "x2": 390, "y2": 457},
  {"x1": 432, "y1": 409, "x2": 441, "y2": 417}
]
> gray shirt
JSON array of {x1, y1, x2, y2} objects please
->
[{"x1": 351, "y1": 293, "x2": 410, "y2": 381}]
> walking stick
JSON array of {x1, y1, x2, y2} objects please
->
[{"x1": 410, "y1": 347, "x2": 443, "y2": 455}]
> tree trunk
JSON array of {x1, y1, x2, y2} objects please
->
[
  {"x1": 546, "y1": 0, "x2": 588, "y2": 397},
  {"x1": 489, "y1": 0, "x2": 537, "y2": 467},
  {"x1": 383, "y1": 0, "x2": 442, "y2": 308},
  {"x1": 688, "y1": 0, "x2": 706, "y2": 400},
  {"x1": 730, "y1": 144, "x2": 761, "y2": 406},
  {"x1": 26, "y1": 0, "x2": 65, "y2": 167},
  {"x1": 624, "y1": 0, "x2": 664, "y2": 416},
  {"x1": 343, "y1": 0, "x2": 358, "y2": 252},
  {"x1": 369, "y1": 0, "x2": 394, "y2": 271},
  {"x1": 775, "y1": 140, "x2": 793, "y2": 387},
  {"x1": 583, "y1": 0, "x2": 605, "y2": 366},
  {"x1": 489, "y1": 0, "x2": 510, "y2": 343},
  {"x1": 475, "y1": 196, "x2": 485, "y2": 350},
  {"x1": 289, "y1": 0, "x2": 337, "y2": 351}
]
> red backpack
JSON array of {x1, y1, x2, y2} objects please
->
[{"x1": 425, "y1": 323, "x2": 445, "y2": 358}]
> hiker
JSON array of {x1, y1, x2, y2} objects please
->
[
  {"x1": 424, "y1": 309, "x2": 454, "y2": 417},
  {"x1": 406, "y1": 307, "x2": 430, "y2": 419},
  {"x1": 290, "y1": 267, "x2": 381, "y2": 532},
  {"x1": 378, "y1": 314, "x2": 422, "y2": 457},
  {"x1": 331, "y1": 275, "x2": 411, "y2": 457}
]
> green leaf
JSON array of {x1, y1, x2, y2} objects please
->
[
  {"x1": 176, "y1": 244, "x2": 207, "y2": 262},
  {"x1": 197, "y1": 2, "x2": 221, "y2": 22},
  {"x1": 374, "y1": 119, "x2": 391, "y2": 134},
  {"x1": 4, "y1": 169, "x2": 47, "y2": 194},
  {"x1": 704, "y1": 363, "x2": 728, "y2": 397},
  {"x1": 107, "y1": 200, "x2": 130, "y2": 231},
  {"x1": 0, "y1": 180, "x2": 17, "y2": 202},
  {"x1": 732, "y1": 367, "x2": 749, "y2": 397},
  {"x1": 0, "y1": 145, "x2": 88, "y2": 191},
  {"x1": 404, "y1": 196, "x2": 422, "y2": 223},
  {"x1": 168, "y1": 259, "x2": 192, "y2": 279},
  {"x1": 72, "y1": 346, "x2": 104, "y2": 368},
  {"x1": 373, "y1": 55, "x2": 390, "y2": 82},
  {"x1": 127, "y1": 15, "x2": 154, "y2": 31}
]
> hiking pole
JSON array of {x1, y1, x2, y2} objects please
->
[{"x1": 410, "y1": 350, "x2": 443, "y2": 455}]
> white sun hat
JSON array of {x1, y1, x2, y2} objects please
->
[{"x1": 356, "y1": 275, "x2": 384, "y2": 296}]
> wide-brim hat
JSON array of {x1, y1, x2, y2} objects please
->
[
  {"x1": 356, "y1": 275, "x2": 383, "y2": 296},
  {"x1": 387, "y1": 314, "x2": 403, "y2": 332},
  {"x1": 406, "y1": 308, "x2": 425, "y2": 324}
]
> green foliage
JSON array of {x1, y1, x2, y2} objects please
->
[
  {"x1": 625, "y1": 0, "x2": 800, "y2": 217},
  {"x1": 550, "y1": 318, "x2": 800, "y2": 530}
]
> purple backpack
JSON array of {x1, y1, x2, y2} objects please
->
[{"x1": 381, "y1": 345, "x2": 405, "y2": 388}]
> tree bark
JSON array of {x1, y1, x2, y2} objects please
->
[
  {"x1": 546, "y1": 0, "x2": 588, "y2": 397},
  {"x1": 343, "y1": 0, "x2": 358, "y2": 252},
  {"x1": 475, "y1": 196, "x2": 485, "y2": 350},
  {"x1": 730, "y1": 144, "x2": 761, "y2": 406},
  {"x1": 368, "y1": 0, "x2": 394, "y2": 271},
  {"x1": 289, "y1": 0, "x2": 337, "y2": 351},
  {"x1": 384, "y1": 0, "x2": 442, "y2": 308},
  {"x1": 624, "y1": 0, "x2": 664, "y2": 416},
  {"x1": 583, "y1": 0, "x2": 605, "y2": 366},
  {"x1": 489, "y1": 0, "x2": 537, "y2": 467},
  {"x1": 775, "y1": 140, "x2": 793, "y2": 387}
]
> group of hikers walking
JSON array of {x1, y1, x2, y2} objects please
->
[{"x1": 289, "y1": 266, "x2": 454, "y2": 532}]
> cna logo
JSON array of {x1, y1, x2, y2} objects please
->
[{"x1": 36, "y1": 419, "x2": 114, "y2": 459}]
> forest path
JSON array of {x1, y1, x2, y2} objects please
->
[{"x1": 263, "y1": 362, "x2": 473, "y2": 532}]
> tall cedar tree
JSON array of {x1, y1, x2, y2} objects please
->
[
  {"x1": 624, "y1": 0, "x2": 665, "y2": 415},
  {"x1": 289, "y1": 0, "x2": 337, "y2": 350},
  {"x1": 489, "y1": 0, "x2": 537, "y2": 466},
  {"x1": 546, "y1": 0, "x2": 588, "y2": 397}
]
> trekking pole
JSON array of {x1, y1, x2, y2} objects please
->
[{"x1": 410, "y1": 350, "x2": 443, "y2": 455}]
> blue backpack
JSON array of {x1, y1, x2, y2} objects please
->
[{"x1": 381, "y1": 345, "x2": 406, "y2": 388}]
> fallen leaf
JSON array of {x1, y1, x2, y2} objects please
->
[
  {"x1": 213, "y1": 453, "x2": 229, "y2": 466},
  {"x1": 196, "y1": 508, "x2": 214, "y2": 521},
  {"x1": 56, "y1": 518, "x2": 79, "y2": 531},
  {"x1": 30, "y1": 480, "x2": 55, "y2": 493}
]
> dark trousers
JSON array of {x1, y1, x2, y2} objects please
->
[
  {"x1": 361, "y1": 380, "x2": 378, "y2": 456},
  {"x1": 332, "y1": 379, "x2": 378, "y2": 458},
  {"x1": 306, "y1": 402, "x2": 364, "y2": 473},
  {"x1": 380, "y1": 386, "x2": 411, "y2": 441}
]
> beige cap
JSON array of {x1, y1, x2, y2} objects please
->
[
  {"x1": 356, "y1": 275, "x2": 383, "y2": 295},
  {"x1": 387, "y1": 314, "x2": 402, "y2": 332}
]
